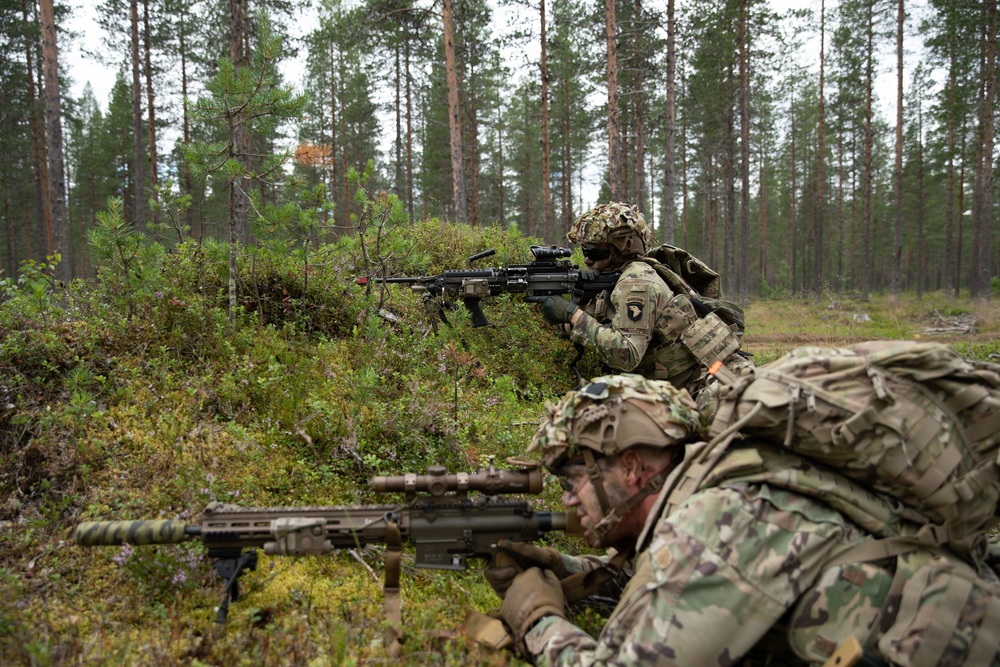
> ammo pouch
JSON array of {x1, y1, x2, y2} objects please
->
[
  {"x1": 878, "y1": 556, "x2": 1000, "y2": 667},
  {"x1": 681, "y1": 311, "x2": 740, "y2": 368}
]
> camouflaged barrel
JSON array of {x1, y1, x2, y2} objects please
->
[{"x1": 75, "y1": 520, "x2": 192, "y2": 546}]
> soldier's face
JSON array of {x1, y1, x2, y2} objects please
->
[
  {"x1": 581, "y1": 244, "x2": 614, "y2": 271},
  {"x1": 560, "y1": 457, "x2": 630, "y2": 548}
]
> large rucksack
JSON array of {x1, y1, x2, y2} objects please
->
[
  {"x1": 701, "y1": 341, "x2": 1000, "y2": 666},
  {"x1": 709, "y1": 341, "x2": 1000, "y2": 555},
  {"x1": 640, "y1": 244, "x2": 746, "y2": 337}
]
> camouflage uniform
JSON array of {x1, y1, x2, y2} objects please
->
[
  {"x1": 504, "y1": 370, "x2": 1000, "y2": 667},
  {"x1": 522, "y1": 459, "x2": 871, "y2": 666},
  {"x1": 568, "y1": 262, "x2": 708, "y2": 394},
  {"x1": 566, "y1": 203, "x2": 751, "y2": 400},
  {"x1": 515, "y1": 377, "x2": 880, "y2": 666}
]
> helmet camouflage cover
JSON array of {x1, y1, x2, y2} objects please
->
[
  {"x1": 567, "y1": 202, "x2": 656, "y2": 256},
  {"x1": 528, "y1": 374, "x2": 707, "y2": 472}
]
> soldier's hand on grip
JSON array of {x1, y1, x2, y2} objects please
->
[
  {"x1": 484, "y1": 540, "x2": 569, "y2": 597},
  {"x1": 538, "y1": 295, "x2": 578, "y2": 325}
]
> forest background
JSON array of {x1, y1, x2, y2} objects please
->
[
  {"x1": 2, "y1": 0, "x2": 1000, "y2": 663},
  {"x1": 2, "y1": 0, "x2": 998, "y2": 303}
]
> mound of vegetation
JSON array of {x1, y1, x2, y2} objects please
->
[{"x1": 0, "y1": 203, "x2": 608, "y2": 666}]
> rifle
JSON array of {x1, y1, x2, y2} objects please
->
[
  {"x1": 74, "y1": 460, "x2": 579, "y2": 651},
  {"x1": 358, "y1": 245, "x2": 618, "y2": 329}
]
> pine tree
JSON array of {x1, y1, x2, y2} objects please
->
[{"x1": 186, "y1": 11, "x2": 305, "y2": 324}]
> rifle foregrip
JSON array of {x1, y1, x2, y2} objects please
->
[{"x1": 74, "y1": 520, "x2": 190, "y2": 546}]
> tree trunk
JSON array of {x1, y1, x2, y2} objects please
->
[
  {"x1": 738, "y1": 0, "x2": 749, "y2": 307},
  {"x1": 22, "y1": 0, "x2": 51, "y2": 261},
  {"x1": 605, "y1": 0, "x2": 623, "y2": 199},
  {"x1": 790, "y1": 92, "x2": 798, "y2": 296},
  {"x1": 862, "y1": 0, "x2": 874, "y2": 300},
  {"x1": 957, "y1": 131, "x2": 966, "y2": 295},
  {"x1": 394, "y1": 36, "x2": 403, "y2": 196},
  {"x1": 179, "y1": 13, "x2": 196, "y2": 239},
  {"x1": 944, "y1": 57, "x2": 956, "y2": 295},
  {"x1": 39, "y1": 0, "x2": 68, "y2": 282},
  {"x1": 467, "y1": 63, "x2": 480, "y2": 227},
  {"x1": 229, "y1": 0, "x2": 250, "y2": 243},
  {"x1": 816, "y1": 0, "x2": 826, "y2": 295},
  {"x1": 917, "y1": 93, "x2": 925, "y2": 299},
  {"x1": 405, "y1": 33, "x2": 414, "y2": 221},
  {"x1": 662, "y1": 0, "x2": 676, "y2": 243},
  {"x1": 540, "y1": 0, "x2": 552, "y2": 240},
  {"x1": 443, "y1": 0, "x2": 467, "y2": 222},
  {"x1": 130, "y1": 0, "x2": 146, "y2": 232},
  {"x1": 891, "y1": 0, "x2": 903, "y2": 300},
  {"x1": 143, "y1": 0, "x2": 160, "y2": 228},
  {"x1": 977, "y1": 0, "x2": 996, "y2": 300},
  {"x1": 329, "y1": 43, "x2": 339, "y2": 228}
]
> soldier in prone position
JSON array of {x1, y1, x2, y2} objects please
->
[
  {"x1": 481, "y1": 373, "x2": 999, "y2": 666},
  {"x1": 535, "y1": 202, "x2": 752, "y2": 403}
]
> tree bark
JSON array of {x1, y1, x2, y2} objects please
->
[
  {"x1": 790, "y1": 92, "x2": 798, "y2": 296},
  {"x1": 179, "y1": 12, "x2": 196, "y2": 238},
  {"x1": 816, "y1": 0, "x2": 826, "y2": 295},
  {"x1": 22, "y1": 0, "x2": 52, "y2": 260},
  {"x1": 130, "y1": 0, "x2": 146, "y2": 231},
  {"x1": 862, "y1": 0, "x2": 874, "y2": 300},
  {"x1": 662, "y1": 0, "x2": 676, "y2": 243},
  {"x1": 39, "y1": 0, "x2": 68, "y2": 282},
  {"x1": 977, "y1": 0, "x2": 996, "y2": 300},
  {"x1": 540, "y1": 0, "x2": 552, "y2": 240},
  {"x1": 944, "y1": 55, "x2": 956, "y2": 295},
  {"x1": 891, "y1": 0, "x2": 903, "y2": 300},
  {"x1": 443, "y1": 0, "x2": 467, "y2": 222},
  {"x1": 605, "y1": 0, "x2": 623, "y2": 199},
  {"x1": 143, "y1": 0, "x2": 160, "y2": 228},
  {"x1": 738, "y1": 0, "x2": 749, "y2": 307}
]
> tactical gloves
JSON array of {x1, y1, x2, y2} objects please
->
[
  {"x1": 578, "y1": 268, "x2": 602, "y2": 281},
  {"x1": 538, "y1": 295, "x2": 578, "y2": 325},
  {"x1": 484, "y1": 540, "x2": 569, "y2": 597},
  {"x1": 499, "y1": 567, "x2": 566, "y2": 642}
]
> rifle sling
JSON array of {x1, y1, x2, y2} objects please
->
[{"x1": 384, "y1": 519, "x2": 404, "y2": 657}]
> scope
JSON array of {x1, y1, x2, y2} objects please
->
[
  {"x1": 371, "y1": 461, "x2": 543, "y2": 497},
  {"x1": 530, "y1": 245, "x2": 574, "y2": 261}
]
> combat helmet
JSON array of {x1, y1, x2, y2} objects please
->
[
  {"x1": 567, "y1": 202, "x2": 655, "y2": 258},
  {"x1": 528, "y1": 374, "x2": 706, "y2": 545}
]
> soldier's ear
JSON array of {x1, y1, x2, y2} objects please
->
[{"x1": 619, "y1": 450, "x2": 645, "y2": 484}]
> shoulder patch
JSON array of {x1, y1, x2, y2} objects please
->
[{"x1": 625, "y1": 296, "x2": 645, "y2": 322}]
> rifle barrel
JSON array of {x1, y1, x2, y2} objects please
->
[{"x1": 75, "y1": 520, "x2": 197, "y2": 546}]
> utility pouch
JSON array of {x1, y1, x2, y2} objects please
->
[{"x1": 681, "y1": 311, "x2": 740, "y2": 366}]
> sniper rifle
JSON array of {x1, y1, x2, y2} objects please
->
[{"x1": 74, "y1": 460, "x2": 579, "y2": 652}]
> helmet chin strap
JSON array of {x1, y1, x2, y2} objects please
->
[{"x1": 583, "y1": 448, "x2": 672, "y2": 546}]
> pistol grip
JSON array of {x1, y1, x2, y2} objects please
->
[
  {"x1": 464, "y1": 297, "x2": 490, "y2": 327},
  {"x1": 493, "y1": 551, "x2": 523, "y2": 573}
]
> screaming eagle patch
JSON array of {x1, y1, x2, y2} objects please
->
[{"x1": 625, "y1": 296, "x2": 645, "y2": 322}]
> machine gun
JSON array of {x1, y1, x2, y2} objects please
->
[
  {"x1": 358, "y1": 245, "x2": 618, "y2": 328},
  {"x1": 74, "y1": 460, "x2": 579, "y2": 651}
]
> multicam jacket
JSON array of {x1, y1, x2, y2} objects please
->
[
  {"x1": 568, "y1": 261, "x2": 749, "y2": 400},
  {"x1": 523, "y1": 444, "x2": 875, "y2": 667}
]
